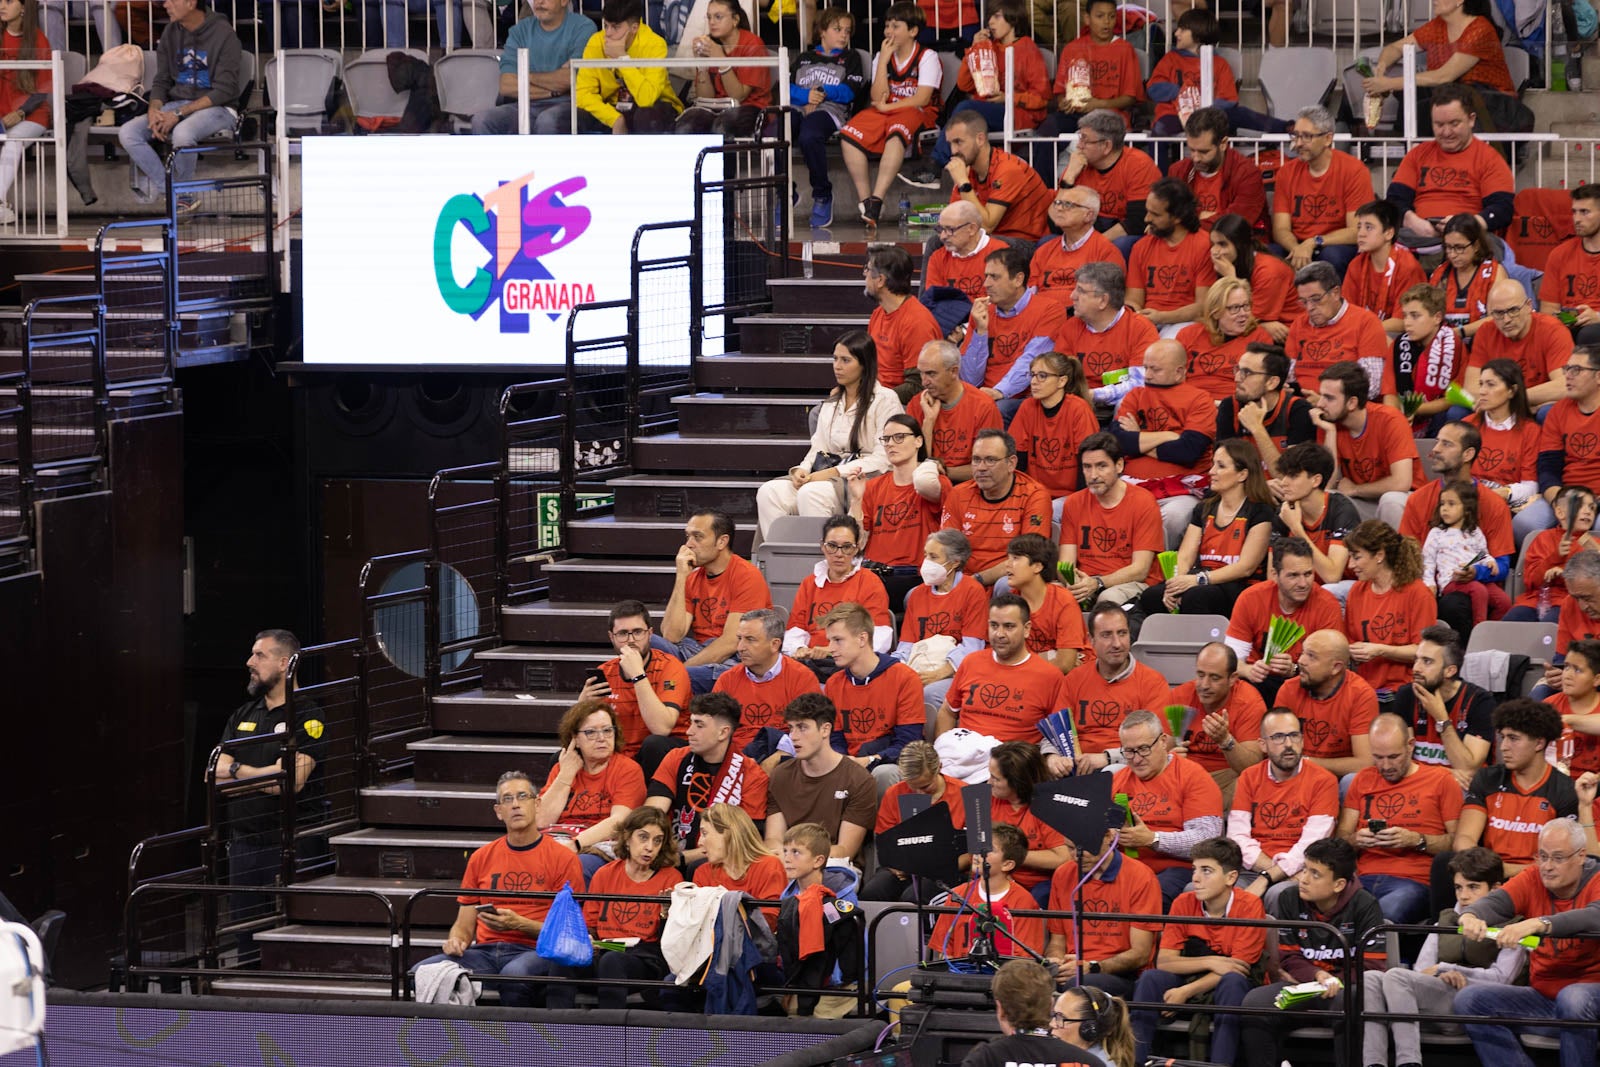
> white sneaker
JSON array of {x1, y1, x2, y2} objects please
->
[{"x1": 0, "y1": 203, "x2": 15, "y2": 224}]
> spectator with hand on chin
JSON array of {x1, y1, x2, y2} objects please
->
[{"x1": 536, "y1": 700, "x2": 647, "y2": 882}]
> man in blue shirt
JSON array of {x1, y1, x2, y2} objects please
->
[{"x1": 471, "y1": 0, "x2": 595, "y2": 135}]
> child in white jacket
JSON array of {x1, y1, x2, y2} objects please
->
[{"x1": 1420, "y1": 480, "x2": 1505, "y2": 625}]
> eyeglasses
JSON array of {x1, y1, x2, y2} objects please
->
[
  {"x1": 1050, "y1": 1012, "x2": 1089, "y2": 1027},
  {"x1": 1223, "y1": 302, "x2": 1252, "y2": 315},
  {"x1": 1124, "y1": 738, "x2": 1162, "y2": 759},
  {"x1": 1052, "y1": 200, "x2": 1093, "y2": 211},
  {"x1": 935, "y1": 222, "x2": 973, "y2": 236},
  {"x1": 879, "y1": 431, "x2": 917, "y2": 444},
  {"x1": 578, "y1": 727, "x2": 615, "y2": 740},
  {"x1": 496, "y1": 791, "x2": 535, "y2": 805},
  {"x1": 1076, "y1": 135, "x2": 1108, "y2": 148},
  {"x1": 1488, "y1": 302, "x2": 1528, "y2": 319},
  {"x1": 1264, "y1": 730, "x2": 1303, "y2": 745},
  {"x1": 1297, "y1": 291, "x2": 1332, "y2": 306},
  {"x1": 1028, "y1": 371, "x2": 1064, "y2": 381},
  {"x1": 1564, "y1": 363, "x2": 1600, "y2": 376},
  {"x1": 970, "y1": 456, "x2": 1010, "y2": 467},
  {"x1": 611, "y1": 627, "x2": 649, "y2": 639},
  {"x1": 1442, "y1": 242, "x2": 1474, "y2": 254},
  {"x1": 822, "y1": 541, "x2": 859, "y2": 553},
  {"x1": 1537, "y1": 849, "x2": 1583, "y2": 865},
  {"x1": 1289, "y1": 129, "x2": 1327, "y2": 141}
]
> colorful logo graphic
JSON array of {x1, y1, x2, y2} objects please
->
[{"x1": 433, "y1": 170, "x2": 595, "y2": 332}]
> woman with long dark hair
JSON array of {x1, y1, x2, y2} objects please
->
[
  {"x1": 1465, "y1": 357, "x2": 1553, "y2": 544},
  {"x1": 849, "y1": 411, "x2": 945, "y2": 610},
  {"x1": 1430, "y1": 213, "x2": 1506, "y2": 338},
  {"x1": 756, "y1": 329, "x2": 904, "y2": 538},
  {"x1": 1344, "y1": 520, "x2": 1438, "y2": 695},
  {"x1": 675, "y1": 0, "x2": 772, "y2": 138},
  {"x1": 0, "y1": 0, "x2": 50, "y2": 225}
]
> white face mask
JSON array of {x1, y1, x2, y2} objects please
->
[{"x1": 920, "y1": 558, "x2": 949, "y2": 587}]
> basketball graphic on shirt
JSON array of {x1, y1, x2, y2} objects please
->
[
  {"x1": 1254, "y1": 800, "x2": 1289, "y2": 830},
  {"x1": 1365, "y1": 611, "x2": 1401, "y2": 643},
  {"x1": 1139, "y1": 406, "x2": 1174, "y2": 431},
  {"x1": 1044, "y1": 266, "x2": 1078, "y2": 291},
  {"x1": 1300, "y1": 193, "x2": 1336, "y2": 220},
  {"x1": 1082, "y1": 351, "x2": 1118, "y2": 378},
  {"x1": 933, "y1": 427, "x2": 960, "y2": 458},
  {"x1": 1570, "y1": 432, "x2": 1599, "y2": 460},
  {"x1": 1091, "y1": 527, "x2": 1122, "y2": 553},
  {"x1": 1302, "y1": 717, "x2": 1334, "y2": 753},
  {"x1": 976, "y1": 683, "x2": 1011, "y2": 709},
  {"x1": 1299, "y1": 338, "x2": 1336, "y2": 366},
  {"x1": 1530, "y1": 216, "x2": 1557, "y2": 240},
  {"x1": 1373, "y1": 791, "x2": 1407, "y2": 821},
  {"x1": 1036, "y1": 437, "x2": 1063, "y2": 467},
  {"x1": 1153, "y1": 265, "x2": 1186, "y2": 293},
  {"x1": 812, "y1": 600, "x2": 837, "y2": 626},
  {"x1": 955, "y1": 276, "x2": 986, "y2": 298},
  {"x1": 500, "y1": 871, "x2": 536, "y2": 891},
  {"x1": 568, "y1": 789, "x2": 607, "y2": 821},
  {"x1": 686, "y1": 769, "x2": 714, "y2": 810},
  {"x1": 743, "y1": 702, "x2": 776, "y2": 729},
  {"x1": 1081, "y1": 699, "x2": 1122, "y2": 727},
  {"x1": 882, "y1": 499, "x2": 915, "y2": 528},
  {"x1": 1190, "y1": 349, "x2": 1229, "y2": 378},
  {"x1": 994, "y1": 332, "x2": 1024, "y2": 362},
  {"x1": 920, "y1": 611, "x2": 955, "y2": 637},
  {"x1": 1419, "y1": 165, "x2": 1467, "y2": 190},
  {"x1": 846, "y1": 705, "x2": 881, "y2": 739},
  {"x1": 1128, "y1": 791, "x2": 1161, "y2": 818},
  {"x1": 1476, "y1": 446, "x2": 1506, "y2": 476},
  {"x1": 610, "y1": 900, "x2": 643, "y2": 928},
  {"x1": 1347, "y1": 457, "x2": 1386, "y2": 484},
  {"x1": 696, "y1": 596, "x2": 722, "y2": 626},
  {"x1": 1574, "y1": 274, "x2": 1600, "y2": 301}
]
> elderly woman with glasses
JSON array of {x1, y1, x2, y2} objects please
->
[
  {"x1": 1175, "y1": 278, "x2": 1275, "y2": 403},
  {"x1": 536, "y1": 699, "x2": 647, "y2": 881}
]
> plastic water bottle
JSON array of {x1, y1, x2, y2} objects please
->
[
  {"x1": 1539, "y1": 581, "x2": 1553, "y2": 619},
  {"x1": 898, "y1": 194, "x2": 912, "y2": 236}
]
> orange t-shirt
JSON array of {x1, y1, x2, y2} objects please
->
[
  {"x1": 1557, "y1": 594, "x2": 1600, "y2": 657},
  {"x1": 870, "y1": 297, "x2": 945, "y2": 387},
  {"x1": 900, "y1": 573, "x2": 991, "y2": 644},
  {"x1": 906, "y1": 385, "x2": 1005, "y2": 469},
  {"x1": 862, "y1": 471, "x2": 949, "y2": 568},
  {"x1": 1010, "y1": 393, "x2": 1100, "y2": 495},
  {"x1": 1539, "y1": 398, "x2": 1600, "y2": 495},
  {"x1": 602, "y1": 650, "x2": 692, "y2": 756},
  {"x1": 1286, "y1": 302, "x2": 1394, "y2": 397},
  {"x1": 1514, "y1": 527, "x2": 1583, "y2": 611},
  {"x1": 1345, "y1": 580, "x2": 1439, "y2": 692},
  {"x1": 1343, "y1": 246, "x2": 1429, "y2": 324},
  {"x1": 992, "y1": 795, "x2": 1066, "y2": 890},
  {"x1": 1553, "y1": 693, "x2": 1600, "y2": 776},
  {"x1": 458, "y1": 835, "x2": 587, "y2": 946},
  {"x1": 1413, "y1": 15, "x2": 1514, "y2": 92},
  {"x1": 541, "y1": 756, "x2": 648, "y2": 829},
  {"x1": 1168, "y1": 678, "x2": 1267, "y2": 774},
  {"x1": 1273, "y1": 150, "x2": 1372, "y2": 241},
  {"x1": 1177, "y1": 322, "x2": 1275, "y2": 402},
  {"x1": 1331, "y1": 403, "x2": 1426, "y2": 491},
  {"x1": 877, "y1": 775, "x2": 967, "y2": 834},
  {"x1": 947, "y1": 651, "x2": 1065, "y2": 742},
  {"x1": 1056, "y1": 306, "x2": 1162, "y2": 381},
  {"x1": 1054, "y1": 35, "x2": 1145, "y2": 124},
  {"x1": 1465, "y1": 412, "x2": 1539, "y2": 490},
  {"x1": 1147, "y1": 49, "x2": 1236, "y2": 123},
  {"x1": 1056, "y1": 659, "x2": 1172, "y2": 754},
  {"x1": 825, "y1": 659, "x2": 925, "y2": 754},
  {"x1": 1343, "y1": 763, "x2": 1463, "y2": 881},
  {"x1": 1226, "y1": 580, "x2": 1346, "y2": 666},
  {"x1": 584, "y1": 861, "x2": 678, "y2": 941},
  {"x1": 1046, "y1": 854, "x2": 1163, "y2": 960},
  {"x1": 1115, "y1": 381, "x2": 1216, "y2": 483},
  {"x1": 1539, "y1": 236, "x2": 1600, "y2": 310},
  {"x1": 1399, "y1": 478, "x2": 1516, "y2": 558},
  {"x1": 1112, "y1": 756, "x2": 1225, "y2": 874},
  {"x1": 1073, "y1": 147, "x2": 1161, "y2": 229},
  {"x1": 926, "y1": 232, "x2": 1000, "y2": 301},
  {"x1": 955, "y1": 146, "x2": 1052, "y2": 240},
  {"x1": 1059, "y1": 482, "x2": 1165, "y2": 585},
  {"x1": 1127, "y1": 230, "x2": 1218, "y2": 313},
  {"x1": 930, "y1": 881, "x2": 1044, "y2": 958},
  {"x1": 711, "y1": 655, "x2": 822, "y2": 752},
  {"x1": 1023, "y1": 582, "x2": 1090, "y2": 661},
  {"x1": 684, "y1": 553, "x2": 772, "y2": 644},
  {"x1": 940, "y1": 470, "x2": 1053, "y2": 572},
  {"x1": 1276, "y1": 672, "x2": 1380, "y2": 760},
  {"x1": 1161, "y1": 886, "x2": 1268, "y2": 963},
  {"x1": 1468, "y1": 312, "x2": 1570, "y2": 389},
  {"x1": 1251, "y1": 253, "x2": 1301, "y2": 326},
  {"x1": 1230, "y1": 759, "x2": 1341, "y2": 859},
  {"x1": 963, "y1": 291, "x2": 1069, "y2": 390},
  {"x1": 788, "y1": 566, "x2": 892, "y2": 648},
  {"x1": 1392, "y1": 136, "x2": 1514, "y2": 222},
  {"x1": 1500, "y1": 865, "x2": 1600, "y2": 998},
  {"x1": 694, "y1": 853, "x2": 787, "y2": 924},
  {"x1": 1031, "y1": 229, "x2": 1123, "y2": 304}
]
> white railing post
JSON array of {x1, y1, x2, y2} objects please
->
[
  {"x1": 1200, "y1": 43, "x2": 1214, "y2": 107},
  {"x1": 53, "y1": 51, "x2": 68, "y2": 239},
  {"x1": 1401, "y1": 41, "x2": 1417, "y2": 142},
  {"x1": 518, "y1": 48, "x2": 531, "y2": 134},
  {"x1": 1003, "y1": 44, "x2": 1015, "y2": 152}
]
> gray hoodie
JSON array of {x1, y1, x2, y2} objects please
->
[{"x1": 152, "y1": 9, "x2": 242, "y2": 108}]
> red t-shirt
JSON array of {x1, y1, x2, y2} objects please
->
[
  {"x1": 1073, "y1": 147, "x2": 1161, "y2": 230},
  {"x1": 1112, "y1": 756, "x2": 1225, "y2": 874},
  {"x1": 1540, "y1": 398, "x2": 1600, "y2": 495},
  {"x1": 584, "y1": 861, "x2": 678, "y2": 941},
  {"x1": 963, "y1": 291, "x2": 1069, "y2": 390},
  {"x1": 1557, "y1": 594, "x2": 1600, "y2": 657},
  {"x1": 1552, "y1": 693, "x2": 1600, "y2": 777},
  {"x1": 1128, "y1": 230, "x2": 1218, "y2": 313},
  {"x1": 1345, "y1": 580, "x2": 1439, "y2": 692},
  {"x1": 1056, "y1": 306, "x2": 1162, "y2": 381},
  {"x1": 955, "y1": 146, "x2": 1052, "y2": 240},
  {"x1": 877, "y1": 775, "x2": 967, "y2": 833},
  {"x1": 0, "y1": 30, "x2": 52, "y2": 127},
  {"x1": 1331, "y1": 403, "x2": 1426, "y2": 491},
  {"x1": 1343, "y1": 247, "x2": 1429, "y2": 324},
  {"x1": 940, "y1": 471, "x2": 1053, "y2": 572},
  {"x1": 1466, "y1": 412, "x2": 1540, "y2": 490},
  {"x1": 1054, "y1": 35, "x2": 1145, "y2": 124},
  {"x1": 1231, "y1": 759, "x2": 1341, "y2": 859},
  {"x1": 1539, "y1": 236, "x2": 1600, "y2": 310},
  {"x1": 705, "y1": 31, "x2": 772, "y2": 107},
  {"x1": 992, "y1": 795, "x2": 1066, "y2": 890},
  {"x1": 1116, "y1": 381, "x2": 1216, "y2": 483},
  {"x1": 711, "y1": 655, "x2": 822, "y2": 752},
  {"x1": 1060, "y1": 482, "x2": 1165, "y2": 585},
  {"x1": 602, "y1": 650, "x2": 692, "y2": 756},
  {"x1": 1468, "y1": 312, "x2": 1571, "y2": 389},
  {"x1": 1177, "y1": 322, "x2": 1276, "y2": 402},
  {"x1": 1274, "y1": 150, "x2": 1372, "y2": 241},
  {"x1": 1514, "y1": 527, "x2": 1584, "y2": 611},
  {"x1": 927, "y1": 232, "x2": 1000, "y2": 301},
  {"x1": 1393, "y1": 136, "x2": 1514, "y2": 222},
  {"x1": 1046, "y1": 854, "x2": 1162, "y2": 961},
  {"x1": 541, "y1": 756, "x2": 648, "y2": 829},
  {"x1": 1032, "y1": 229, "x2": 1123, "y2": 306},
  {"x1": 1023, "y1": 582, "x2": 1090, "y2": 661},
  {"x1": 1413, "y1": 15, "x2": 1514, "y2": 92},
  {"x1": 1057, "y1": 659, "x2": 1172, "y2": 754},
  {"x1": 1251, "y1": 253, "x2": 1301, "y2": 326},
  {"x1": 1432, "y1": 258, "x2": 1498, "y2": 331},
  {"x1": 788, "y1": 566, "x2": 892, "y2": 648},
  {"x1": 900, "y1": 574, "x2": 991, "y2": 644},
  {"x1": 458, "y1": 835, "x2": 587, "y2": 946},
  {"x1": 947, "y1": 651, "x2": 1064, "y2": 742},
  {"x1": 1226, "y1": 581, "x2": 1346, "y2": 666},
  {"x1": 1497, "y1": 865, "x2": 1600, "y2": 997},
  {"x1": 930, "y1": 881, "x2": 1044, "y2": 958},
  {"x1": 694, "y1": 853, "x2": 787, "y2": 923},
  {"x1": 825, "y1": 659, "x2": 925, "y2": 754},
  {"x1": 1147, "y1": 49, "x2": 1236, "y2": 123},
  {"x1": 1168, "y1": 678, "x2": 1268, "y2": 774},
  {"x1": 906, "y1": 386, "x2": 1005, "y2": 469},
  {"x1": 1343, "y1": 763, "x2": 1463, "y2": 881},
  {"x1": 1286, "y1": 302, "x2": 1394, "y2": 397},
  {"x1": 870, "y1": 297, "x2": 945, "y2": 387},
  {"x1": 1010, "y1": 393, "x2": 1100, "y2": 495},
  {"x1": 863, "y1": 471, "x2": 949, "y2": 568},
  {"x1": 684, "y1": 554, "x2": 772, "y2": 644},
  {"x1": 1276, "y1": 672, "x2": 1380, "y2": 760},
  {"x1": 1161, "y1": 886, "x2": 1268, "y2": 964},
  {"x1": 1399, "y1": 479, "x2": 1516, "y2": 559}
]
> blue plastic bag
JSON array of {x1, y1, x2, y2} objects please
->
[{"x1": 534, "y1": 883, "x2": 592, "y2": 967}]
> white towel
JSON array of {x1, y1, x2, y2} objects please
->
[
  {"x1": 413, "y1": 959, "x2": 479, "y2": 1005},
  {"x1": 1462, "y1": 649, "x2": 1512, "y2": 694},
  {"x1": 660, "y1": 883, "x2": 727, "y2": 985},
  {"x1": 935, "y1": 728, "x2": 1001, "y2": 784}
]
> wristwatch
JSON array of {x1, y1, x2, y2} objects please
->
[
  {"x1": 1195, "y1": 572, "x2": 1210, "y2": 587},
  {"x1": 1220, "y1": 737, "x2": 1237, "y2": 752},
  {"x1": 228, "y1": 760, "x2": 241, "y2": 779},
  {"x1": 957, "y1": 182, "x2": 974, "y2": 194},
  {"x1": 623, "y1": 672, "x2": 647, "y2": 685},
  {"x1": 1314, "y1": 235, "x2": 1325, "y2": 250},
  {"x1": 1087, "y1": 961, "x2": 1101, "y2": 974}
]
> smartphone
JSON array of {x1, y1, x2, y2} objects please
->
[
  {"x1": 1368, "y1": 819, "x2": 1387, "y2": 834},
  {"x1": 476, "y1": 903, "x2": 498, "y2": 914},
  {"x1": 584, "y1": 667, "x2": 611, "y2": 693}
]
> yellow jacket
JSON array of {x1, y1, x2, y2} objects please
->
[{"x1": 575, "y1": 23, "x2": 684, "y2": 128}]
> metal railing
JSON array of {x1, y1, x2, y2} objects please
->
[{"x1": 0, "y1": 53, "x2": 68, "y2": 239}]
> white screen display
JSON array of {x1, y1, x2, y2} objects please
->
[{"x1": 300, "y1": 136, "x2": 723, "y2": 365}]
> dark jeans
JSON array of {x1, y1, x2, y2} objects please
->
[
  {"x1": 1138, "y1": 578, "x2": 1247, "y2": 620},
  {"x1": 1266, "y1": 240, "x2": 1358, "y2": 278},
  {"x1": 1503, "y1": 604, "x2": 1560, "y2": 623},
  {"x1": 796, "y1": 110, "x2": 839, "y2": 200},
  {"x1": 1132, "y1": 969, "x2": 1253, "y2": 1066},
  {"x1": 595, "y1": 940, "x2": 671, "y2": 1009},
  {"x1": 676, "y1": 104, "x2": 761, "y2": 138},
  {"x1": 1240, "y1": 980, "x2": 1348, "y2": 1067}
]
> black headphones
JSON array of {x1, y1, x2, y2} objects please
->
[{"x1": 1076, "y1": 986, "x2": 1113, "y2": 1044}]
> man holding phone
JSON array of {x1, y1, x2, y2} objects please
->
[
  {"x1": 1337, "y1": 712, "x2": 1462, "y2": 923},
  {"x1": 584, "y1": 600, "x2": 690, "y2": 778}
]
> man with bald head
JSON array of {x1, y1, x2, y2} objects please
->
[
  {"x1": 1464, "y1": 277, "x2": 1572, "y2": 409},
  {"x1": 1030, "y1": 184, "x2": 1117, "y2": 305},
  {"x1": 1276, "y1": 629, "x2": 1378, "y2": 779},
  {"x1": 1109, "y1": 339, "x2": 1218, "y2": 548},
  {"x1": 1167, "y1": 642, "x2": 1268, "y2": 807},
  {"x1": 1337, "y1": 712, "x2": 1463, "y2": 922}
]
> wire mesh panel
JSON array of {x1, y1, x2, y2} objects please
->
[
  {"x1": 633, "y1": 222, "x2": 695, "y2": 439},
  {"x1": 359, "y1": 553, "x2": 434, "y2": 778},
  {"x1": 694, "y1": 140, "x2": 790, "y2": 361},
  {"x1": 501, "y1": 383, "x2": 567, "y2": 601},
  {"x1": 284, "y1": 640, "x2": 362, "y2": 876}
]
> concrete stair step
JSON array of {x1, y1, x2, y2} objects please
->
[
  {"x1": 473, "y1": 646, "x2": 616, "y2": 694},
  {"x1": 565, "y1": 516, "x2": 752, "y2": 560},
  {"x1": 607, "y1": 473, "x2": 766, "y2": 520},
  {"x1": 501, "y1": 601, "x2": 662, "y2": 646},
  {"x1": 284, "y1": 874, "x2": 462, "y2": 925},
  {"x1": 330, "y1": 826, "x2": 497, "y2": 880},
  {"x1": 768, "y1": 276, "x2": 877, "y2": 315},
  {"x1": 735, "y1": 313, "x2": 868, "y2": 354},
  {"x1": 408, "y1": 734, "x2": 561, "y2": 785},
  {"x1": 359, "y1": 780, "x2": 500, "y2": 829},
  {"x1": 255, "y1": 922, "x2": 450, "y2": 974},
  {"x1": 544, "y1": 557, "x2": 677, "y2": 601},
  {"x1": 672, "y1": 393, "x2": 816, "y2": 437},
  {"x1": 633, "y1": 431, "x2": 809, "y2": 474},
  {"x1": 431, "y1": 687, "x2": 575, "y2": 733},
  {"x1": 696, "y1": 354, "x2": 837, "y2": 392}
]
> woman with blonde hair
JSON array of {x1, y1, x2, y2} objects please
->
[
  {"x1": 1052, "y1": 985, "x2": 1135, "y2": 1067},
  {"x1": 692, "y1": 802, "x2": 787, "y2": 921},
  {"x1": 1175, "y1": 277, "x2": 1274, "y2": 403}
]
